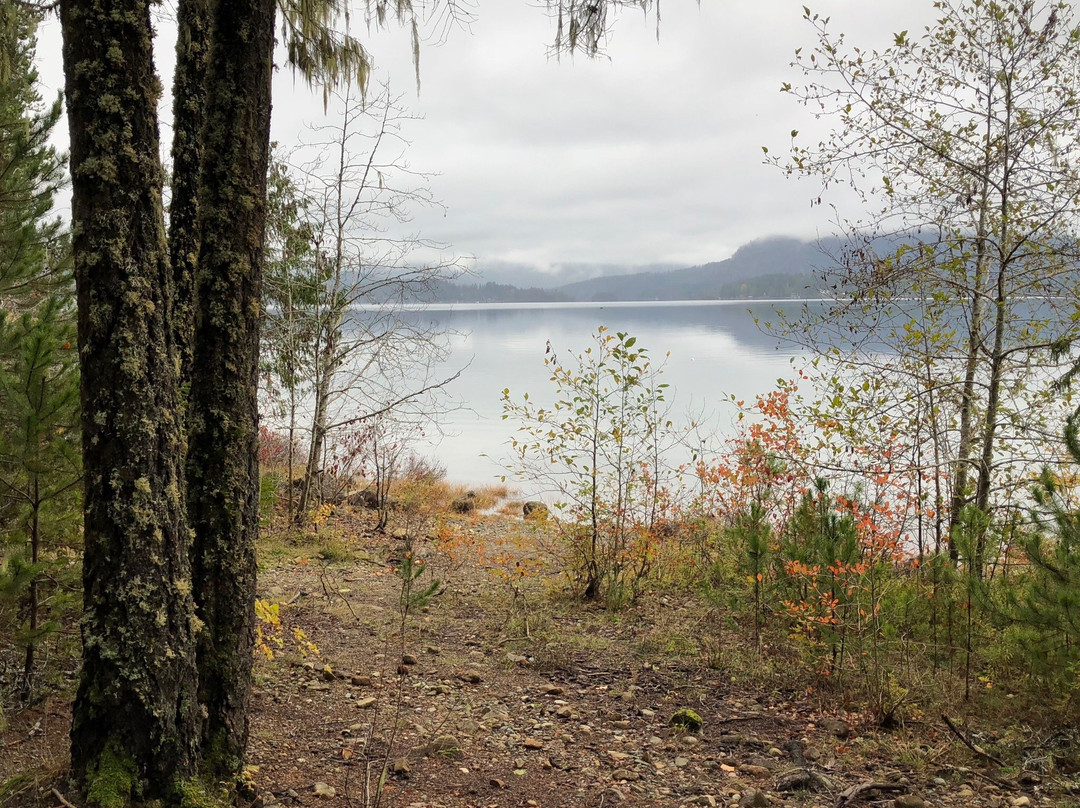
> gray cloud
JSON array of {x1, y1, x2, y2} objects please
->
[{"x1": 38, "y1": 0, "x2": 925, "y2": 278}]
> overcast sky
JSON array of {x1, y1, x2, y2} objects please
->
[{"x1": 36, "y1": 1, "x2": 927, "y2": 281}]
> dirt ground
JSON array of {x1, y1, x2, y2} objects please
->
[{"x1": 2, "y1": 508, "x2": 1077, "y2": 808}]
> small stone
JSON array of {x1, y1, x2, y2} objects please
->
[
  {"x1": 313, "y1": 782, "x2": 336, "y2": 798},
  {"x1": 355, "y1": 696, "x2": 377, "y2": 709},
  {"x1": 612, "y1": 768, "x2": 639, "y2": 781},
  {"x1": 957, "y1": 787, "x2": 975, "y2": 799},
  {"x1": 1009, "y1": 798, "x2": 1031, "y2": 808},
  {"x1": 681, "y1": 735, "x2": 701, "y2": 747},
  {"x1": 556, "y1": 706, "x2": 574, "y2": 719},
  {"x1": 351, "y1": 675, "x2": 372, "y2": 687},
  {"x1": 738, "y1": 764, "x2": 771, "y2": 778},
  {"x1": 401, "y1": 653, "x2": 418, "y2": 665},
  {"x1": 893, "y1": 796, "x2": 926, "y2": 808},
  {"x1": 425, "y1": 645, "x2": 441, "y2": 655},
  {"x1": 603, "y1": 786, "x2": 628, "y2": 803},
  {"x1": 523, "y1": 738, "x2": 544, "y2": 750},
  {"x1": 640, "y1": 708, "x2": 656, "y2": 718},
  {"x1": 739, "y1": 789, "x2": 768, "y2": 808},
  {"x1": 822, "y1": 718, "x2": 852, "y2": 740},
  {"x1": 674, "y1": 756, "x2": 690, "y2": 768},
  {"x1": 543, "y1": 685, "x2": 565, "y2": 695},
  {"x1": 460, "y1": 670, "x2": 483, "y2": 684},
  {"x1": 932, "y1": 777, "x2": 947, "y2": 786}
]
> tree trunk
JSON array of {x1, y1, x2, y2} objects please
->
[
  {"x1": 185, "y1": 0, "x2": 275, "y2": 778},
  {"x1": 60, "y1": 0, "x2": 199, "y2": 797},
  {"x1": 168, "y1": 0, "x2": 212, "y2": 382}
]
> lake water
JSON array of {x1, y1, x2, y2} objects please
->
[{"x1": 398, "y1": 301, "x2": 805, "y2": 486}]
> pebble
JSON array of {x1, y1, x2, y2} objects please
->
[
  {"x1": 739, "y1": 789, "x2": 768, "y2": 808},
  {"x1": 313, "y1": 782, "x2": 335, "y2": 798},
  {"x1": 893, "y1": 796, "x2": 925, "y2": 808}
]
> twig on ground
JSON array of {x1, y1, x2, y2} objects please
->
[
  {"x1": 834, "y1": 780, "x2": 906, "y2": 807},
  {"x1": 51, "y1": 788, "x2": 80, "y2": 808},
  {"x1": 942, "y1": 714, "x2": 1007, "y2": 767}
]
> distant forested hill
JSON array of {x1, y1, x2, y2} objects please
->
[
  {"x1": 429, "y1": 280, "x2": 573, "y2": 303},
  {"x1": 431, "y1": 236, "x2": 833, "y2": 303}
]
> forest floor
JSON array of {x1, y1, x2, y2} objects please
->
[{"x1": 2, "y1": 504, "x2": 1078, "y2": 808}]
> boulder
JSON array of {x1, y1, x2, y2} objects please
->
[{"x1": 523, "y1": 500, "x2": 549, "y2": 519}]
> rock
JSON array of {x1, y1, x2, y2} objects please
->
[
  {"x1": 681, "y1": 735, "x2": 701, "y2": 748},
  {"x1": 401, "y1": 653, "x2": 418, "y2": 666},
  {"x1": 893, "y1": 796, "x2": 926, "y2": 808},
  {"x1": 775, "y1": 769, "x2": 836, "y2": 793},
  {"x1": 603, "y1": 786, "x2": 628, "y2": 803},
  {"x1": 523, "y1": 501, "x2": 549, "y2": 519},
  {"x1": 451, "y1": 494, "x2": 476, "y2": 513},
  {"x1": 523, "y1": 738, "x2": 544, "y2": 750},
  {"x1": 739, "y1": 789, "x2": 769, "y2": 808},
  {"x1": 347, "y1": 488, "x2": 379, "y2": 509},
  {"x1": 425, "y1": 645, "x2": 441, "y2": 655},
  {"x1": 957, "y1": 787, "x2": 975, "y2": 799},
  {"x1": 459, "y1": 670, "x2": 483, "y2": 684},
  {"x1": 355, "y1": 696, "x2": 377, "y2": 709},
  {"x1": 670, "y1": 708, "x2": 704, "y2": 732},
  {"x1": 305, "y1": 680, "x2": 330, "y2": 691},
  {"x1": 612, "y1": 768, "x2": 640, "y2": 781},
  {"x1": 393, "y1": 758, "x2": 411, "y2": 776},
  {"x1": 822, "y1": 718, "x2": 852, "y2": 739},
  {"x1": 351, "y1": 675, "x2": 372, "y2": 687},
  {"x1": 738, "y1": 764, "x2": 770, "y2": 778},
  {"x1": 313, "y1": 783, "x2": 336, "y2": 798},
  {"x1": 424, "y1": 735, "x2": 462, "y2": 758},
  {"x1": 1009, "y1": 798, "x2": 1031, "y2": 808},
  {"x1": 674, "y1": 757, "x2": 690, "y2": 768},
  {"x1": 556, "y1": 706, "x2": 575, "y2": 719}
]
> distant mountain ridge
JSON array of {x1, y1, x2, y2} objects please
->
[{"x1": 434, "y1": 236, "x2": 832, "y2": 303}]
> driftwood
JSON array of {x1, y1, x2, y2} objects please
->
[
  {"x1": 942, "y1": 714, "x2": 1007, "y2": 767},
  {"x1": 834, "y1": 780, "x2": 906, "y2": 807}
]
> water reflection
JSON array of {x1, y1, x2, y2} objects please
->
[{"x1": 395, "y1": 301, "x2": 806, "y2": 485}]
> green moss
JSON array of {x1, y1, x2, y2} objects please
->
[
  {"x1": 175, "y1": 777, "x2": 229, "y2": 808},
  {"x1": 86, "y1": 745, "x2": 136, "y2": 808},
  {"x1": 669, "y1": 708, "x2": 704, "y2": 733}
]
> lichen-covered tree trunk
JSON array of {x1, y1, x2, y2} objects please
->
[
  {"x1": 168, "y1": 0, "x2": 212, "y2": 381},
  {"x1": 185, "y1": 0, "x2": 275, "y2": 777},
  {"x1": 59, "y1": 0, "x2": 199, "y2": 798}
]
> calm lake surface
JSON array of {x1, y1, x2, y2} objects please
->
[{"x1": 401, "y1": 301, "x2": 805, "y2": 486}]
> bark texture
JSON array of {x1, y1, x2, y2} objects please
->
[
  {"x1": 169, "y1": 0, "x2": 212, "y2": 382},
  {"x1": 186, "y1": 0, "x2": 275, "y2": 776},
  {"x1": 60, "y1": 0, "x2": 199, "y2": 798}
]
